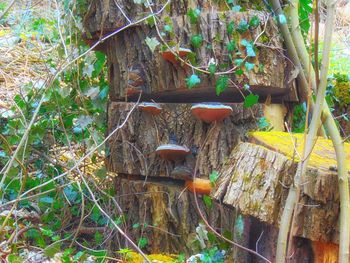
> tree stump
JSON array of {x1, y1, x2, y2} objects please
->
[
  {"x1": 107, "y1": 102, "x2": 262, "y2": 179},
  {"x1": 83, "y1": 0, "x2": 297, "y2": 102}
]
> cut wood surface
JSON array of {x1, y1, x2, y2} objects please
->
[
  {"x1": 212, "y1": 133, "x2": 350, "y2": 243},
  {"x1": 250, "y1": 131, "x2": 350, "y2": 171},
  {"x1": 106, "y1": 102, "x2": 262, "y2": 179}
]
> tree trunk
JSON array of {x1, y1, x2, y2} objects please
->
[
  {"x1": 107, "y1": 102, "x2": 262, "y2": 179},
  {"x1": 83, "y1": 0, "x2": 296, "y2": 103}
]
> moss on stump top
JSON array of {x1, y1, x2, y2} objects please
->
[{"x1": 250, "y1": 131, "x2": 350, "y2": 171}]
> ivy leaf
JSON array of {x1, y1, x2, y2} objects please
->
[
  {"x1": 76, "y1": 115, "x2": 93, "y2": 129},
  {"x1": 7, "y1": 255, "x2": 22, "y2": 263},
  {"x1": 164, "y1": 24, "x2": 173, "y2": 32},
  {"x1": 249, "y1": 16, "x2": 260, "y2": 27},
  {"x1": 186, "y1": 74, "x2": 201, "y2": 89},
  {"x1": 203, "y1": 195, "x2": 213, "y2": 209},
  {"x1": 226, "y1": 40, "x2": 236, "y2": 52},
  {"x1": 241, "y1": 39, "x2": 256, "y2": 57},
  {"x1": 245, "y1": 62, "x2": 255, "y2": 71},
  {"x1": 208, "y1": 63, "x2": 216, "y2": 75},
  {"x1": 216, "y1": 76, "x2": 229, "y2": 96},
  {"x1": 244, "y1": 93, "x2": 259, "y2": 108},
  {"x1": 191, "y1": 34, "x2": 203, "y2": 48},
  {"x1": 227, "y1": 21, "x2": 235, "y2": 35},
  {"x1": 232, "y1": 5, "x2": 241, "y2": 12},
  {"x1": 145, "y1": 37, "x2": 160, "y2": 52},
  {"x1": 234, "y1": 58, "x2": 243, "y2": 66},
  {"x1": 236, "y1": 69, "x2": 244, "y2": 75},
  {"x1": 278, "y1": 14, "x2": 287, "y2": 24},
  {"x1": 209, "y1": 170, "x2": 219, "y2": 185},
  {"x1": 187, "y1": 8, "x2": 201, "y2": 24},
  {"x1": 237, "y1": 19, "x2": 249, "y2": 33},
  {"x1": 138, "y1": 237, "x2": 148, "y2": 249}
]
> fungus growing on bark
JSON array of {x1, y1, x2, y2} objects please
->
[
  {"x1": 191, "y1": 103, "x2": 233, "y2": 123},
  {"x1": 185, "y1": 178, "x2": 212, "y2": 195},
  {"x1": 171, "y1": 165, "x2": 193, "y2": 180},
  {"x1": 156, "y1": 144, "x2": 190, "y2": 162},
  {"x1": 138, "y1": 102, "x2": 162, "y2": 115},
  {"x1": 160, "y1": 47, "x2": 192, "y2": 65}
]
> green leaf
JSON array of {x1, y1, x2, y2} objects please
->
[
  {"x1": 44, "y1": 241, "x2": 62, "y2": 258},
  {"x1": 232, "y1": 5, "x2": 241, "y2": 12},
  {"x1": 187, "y1": 8, "x2": 201, "y2": 24},
  {"x1": 138, "y1": 237, "x2": 148, "y2": 249},
  {"x1": 145, "y1": 37, "x2": 160, "y2": 52},
  {"x1": 226, "y1": 40, "x2": 236, "y2": 52},
  {"x1": 7, "y1": 255, "x2": 22, "y2": 263},
  {"x1": 209, "y1": 170, "x2": 219, "y2": 185},
  {"x1": 215, "y1": 76, "x2": 229, "y2": 96},
  {"x1": 203, "y1": 195, "x2": 213, "y2": 209},
  {"x1": 227, "y1": 21, "x2": 235, "y2": 35},
  {"x1": 191, "y1": 34, "x2": 203, "y2": 48},
  {"x1": 237, "y1": 20, "x2": 249, "y2": 33},
  {"x1": 249, "y1": 16, "x2": 260, "y2": 27},
  {"x1": 94, "y1": 231, "x2": 103, "y2": 244},
  {"x1": 208, "y1": 63, "x2": 216, "y2": 76},
  {"x1": 39, "y1": 196, "x2": 54, "y2": 204},
  {"x1": 241, "y1": 39, "x2": 256, "y2": 57},
  {"x1": 132, "y1": 223, "x2": 140, "y2": 229},
  {"x1": 186, "y1": 74, "x2": 201, "y2": 89},
  {"x1": 164, "y1": 24, "x2": 173, "y2": 32},
  {"x1": 244, "y1": 93, "x2": 259, "y2": 108},
  {"x1": 234, "y1": 58, "x2": 243, "y2": 66},
  {"x1": 245, "y1": 62, "x2": 255, "y2": 71}
]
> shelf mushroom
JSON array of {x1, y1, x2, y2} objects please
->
[
  {"x1": 138, "y1": 102, "x2": 162, "y2": 115},
  {"x1": 156, "y1": 144, "x2": 190, "y2": 162},
  {"x1": 160, "y1": 47, "x2": 192, "y2": 65},
  {"x1": 191, "y1": 103, "x2": 233, "y2": 123},
  {"x1": 185, "y1": 178, "x2": 212, "y2": 195}
]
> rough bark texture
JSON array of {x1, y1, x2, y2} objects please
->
[
  {"x1": 212, "y1": 142, "x2": 342, "y2": 244},
  {"x1": 83, "y1": 0, "x2": 295, "y2": 102},
  {"x1": 113, "y1": 177, "x2": 236, "y2": 254},
  {"x1": 107, "y1": 102, "x2": 262, "y2": 179}
]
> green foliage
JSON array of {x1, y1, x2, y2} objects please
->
[
  {"x1": 209, "y1": 170, "x2": 219, "y2": 186},
  {"x1": 186, "y1": 74, "x2": 201, "y2": 89},
  {"x1": 236, "y1": 19, "x2": 249, "y2": 34},
  {"x1": 243, "y1": 93, "x2": 259, "y2": 108},
  {"x1": 208, "y1": 63, "x2": 216, "y2": 76},
  {"x1": 299, "y1": 0, "x2": 312, "y2": 38},
  {"x1": 187, "y1": 8, "x2": 201, "y2": 24},
  {"x1": 292, "y1": 103, "x2": 306, "y2": 133},
  {"x1": 249, "y1": 16, "x2": 260, "y2": 27},
  {"x1": 258, "y1": 117, "x2": 272, "y2": 131},
  {"x1": 145, "y1": 37, "x2": 160, "y2": 52},
  {"x1": 191, "y1": 34, "x2": 203, "y2": 48},
  {"x1": 227, "y1": 21, "x2": 235, "y2": 35},
  {"x1": 215, "y1": 76, "x2": 229, "y2": 96}
]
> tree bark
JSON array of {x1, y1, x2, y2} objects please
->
[{"x1": 107, "y1": 102, "x2": 262, "y2": 179}]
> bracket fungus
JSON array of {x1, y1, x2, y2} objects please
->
[
  {"x1": 191, "y1": 103, "x2": 233, "y2": 123},
  {"x1": 185, "y1": 178, "x2": 212, "y2": 195},
  {"x1": 138, "y1": 102, "x2": 162, "y2": 115},
  {"x1": 160, "y1": 47, "x2": 192, "y2": 65},
  {"x1": 156, "y1": 144, "x2": 190, "y2": 162}
]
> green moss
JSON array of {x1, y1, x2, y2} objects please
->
[
  {"x1": 125, "y1": 252, "x2": 179, "y2": 262},
  {"x1": 334, "y1": 81, "x2": 350, "y2": 106},
  {"x1": 250, "y1": 131, "x2": 350, "y2": 171}
]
